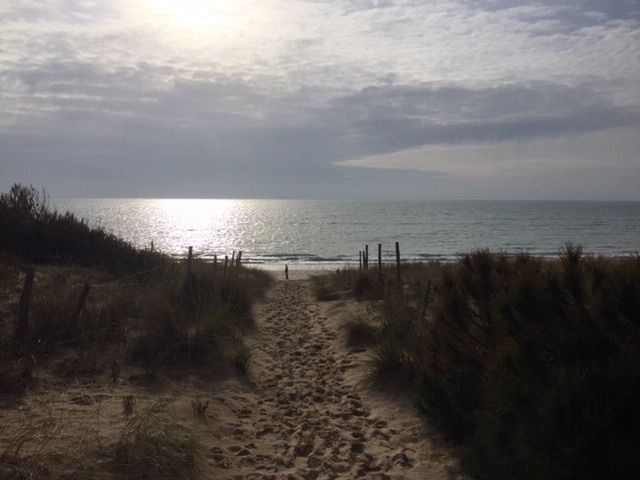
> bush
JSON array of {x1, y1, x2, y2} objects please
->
[
  {"x1": 344, "y1": 248, "x2": 640, "y2": 479},
  {"x1": 0, "y1": 184, "x2": 164, "y2": 275}
]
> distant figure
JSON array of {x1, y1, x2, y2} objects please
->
[{"x1": 285, "y1": 264, "x2": 289, "y2": 280}]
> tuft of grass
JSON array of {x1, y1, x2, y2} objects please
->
[
  {"x1": 114, "y1": 404, "x2": 203, "y2": 480},
  {"x1": 0, "y1": 405, "x2": 91, "y2": 479},
  {"x1": 122, "y1": 395, "x2": 136, "y2": 417},
  {"x1": 191, "y1": 397, "x2": 209, "y2": 417},
  {"x1": 342, "y1": 315, "x2": 378, "y2": 348},
  {"x1": 229, "y1": 344, "x2": 253, "y2": 374}
]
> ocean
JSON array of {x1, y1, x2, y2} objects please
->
[{"x1": 52, "y1": 199, "x2": 640, "y2": 269}]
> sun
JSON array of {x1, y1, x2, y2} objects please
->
[{"x1": 147, "y1": 0, "x2": 232, "y2": 29}]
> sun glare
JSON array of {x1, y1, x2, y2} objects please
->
[{"x1": 148, "y1": 0, "x2": 232, "y2": 28}]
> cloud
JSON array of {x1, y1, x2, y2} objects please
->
[{"x1": 0, "y1": 0, "x2": 639, "y2": 198}]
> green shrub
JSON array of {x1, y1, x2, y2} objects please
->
[{"x1": 348, "y1": 248, "x2": 640, "y2": 478}]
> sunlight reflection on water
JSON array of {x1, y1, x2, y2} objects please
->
[{"x1": 53, "y1": 199, "x2": 640, "y2": 268}]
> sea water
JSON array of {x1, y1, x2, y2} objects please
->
[{"x1": 53, "y1": 199, "x2": 640, "y2": 268}]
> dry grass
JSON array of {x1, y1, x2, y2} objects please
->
[
  {"x1": 113, "y1": 404, "x2": 203, "y2": 480},
  {"x1": 0, "y1": 404, "x2": 95, "y2": 480},
  {"x1": 0, "y1": 401, "x2": 204, "y2": 480}
]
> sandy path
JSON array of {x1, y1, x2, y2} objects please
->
[{"x1": 209, "y1": 279, "x2": 462, "y2": 480}]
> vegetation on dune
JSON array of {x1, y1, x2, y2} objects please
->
[
  {"x1": 114, "y1": 404, "x2": 203, "y2": 480},
  {"x1": 0, "y1": 183, "x2": 272, "y2": 479},
  {"x1": 0, "y1": 183, "x2": 164, "y2": 275},
  {"x1": 0, "y1": 401, "x2": 204, "y2": 480},
  {"x1": 0, "y1": 182, "x2": 270, "y2": 384},
  {"x1": 128, "y1": 260, "x2": 270, "y2": 372},
  {"x1": 322, "y1": 247, "x2": 640, "y2": 479}
]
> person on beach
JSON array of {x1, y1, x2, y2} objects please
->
[{"x1": 285, "y1": 264, "x2": 289, "y2": 280}]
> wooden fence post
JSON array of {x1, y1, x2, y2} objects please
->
[
  {"x1": 15, "y1": 266, "x2": 35, "y2": 350},
  {"x1": 359, "y1": 251, "x2": 362, "y2": 271},
  {"x1": 231, "y1": 251, "x2": 235, "y2": 266},
  {"x1": 364, "y1": 245, "x2": 369, "y2": 272},
  {"x1": 186, "y1": 246, "x2": 193, "y2": 280},
  {"x1": 70, "y1": 283, "x2": 91, "y2": 328},
  {"x1": 378, "y1": 243, "x2": 382, "y2": 283},
  {"x1": 237, "y1": 251, "x2": 242, "y2": 268},
  {"x1": 224, "y1": 255, "x2": 229, "y2": 277},
  {"x1": 395, "y1": 241, "x2": 402, "y2": 292}
]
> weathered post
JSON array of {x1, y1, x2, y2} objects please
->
[
  {"x1": 231, "y1": 250, "x2": 235, "y2": 265},
  {"x1": 378, "y1": 243, "x2": 382, "y2": 283},
  {"x1": 395, "y1": 241, "x2": 402, "y2": 292},
  {"x1": 237, "y1": 251, "x2": 242, "y2": 268},
  {"x1": 186, "y1": 246, "x2": 193, "y2": 281},
  {"x1": 359, "y1": 251, "x2": 362, "y2": 271},
  {"x1": 15, "y1": 266, "x2": 35, "y2": 351},
  {"x1": 70, "y1": 283, "x2": 91, "y2": 328},
  {"x1": 224, "y1": 255, "x2": 229, "y2": 277},
  {"x1": 364, "y1": 245, "x2": 369, "y2": 272}
]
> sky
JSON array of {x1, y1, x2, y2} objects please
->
[{"x1": 1, "y1": 0, "x2": 639, "y2": 200}]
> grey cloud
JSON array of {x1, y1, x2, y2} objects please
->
[
  {"x1": 315, "y1": 82, "x2": 640, "y2": 157},
  {"x1": 1, "y1": 0, "x2": 639, "y2": 199},
  {"x1": 3, "y1": 60, "x2": 639, "y2": 176},
  {"x1": 0, "y1": 0, "x2": 117, "y2": 24},
  {"x1": 465, "y1": 1, "x2": 640, "y2": 21}
]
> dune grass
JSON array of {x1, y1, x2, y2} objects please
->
[
  {"x1": 0, "y1": 184, "x2": 164, "y2": 275},
  {"x1": 327, "y1": 247, "x2": 640, "y2": 479},
  {"x1": 0, "y1": 183, "x2": 271, "y2": 392},
  {"x1": 0, "y1": 400, "x2": 204, "y2": 480},
  {"x1": 114, "y1": 404, "x2": 203, "y2": 480}
]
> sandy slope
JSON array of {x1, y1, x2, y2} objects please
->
[{"x1": 208, "y1": 278, "x2": 463, "y2": 479}]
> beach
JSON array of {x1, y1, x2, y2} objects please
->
[{"x1": 2, "y1": 186, "x2": 638, "y2": 479}]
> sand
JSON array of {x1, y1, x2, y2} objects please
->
[
  {"x1": 0, "y1": 273, "x2": 463, "y2": 479},
  {"x1": 206, "y1": 277, "x2": 463, "y2": 479}
]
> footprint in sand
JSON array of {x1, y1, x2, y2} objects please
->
[{"x1": 209, "y1": 280, "x2": 463, "y2": 480}]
